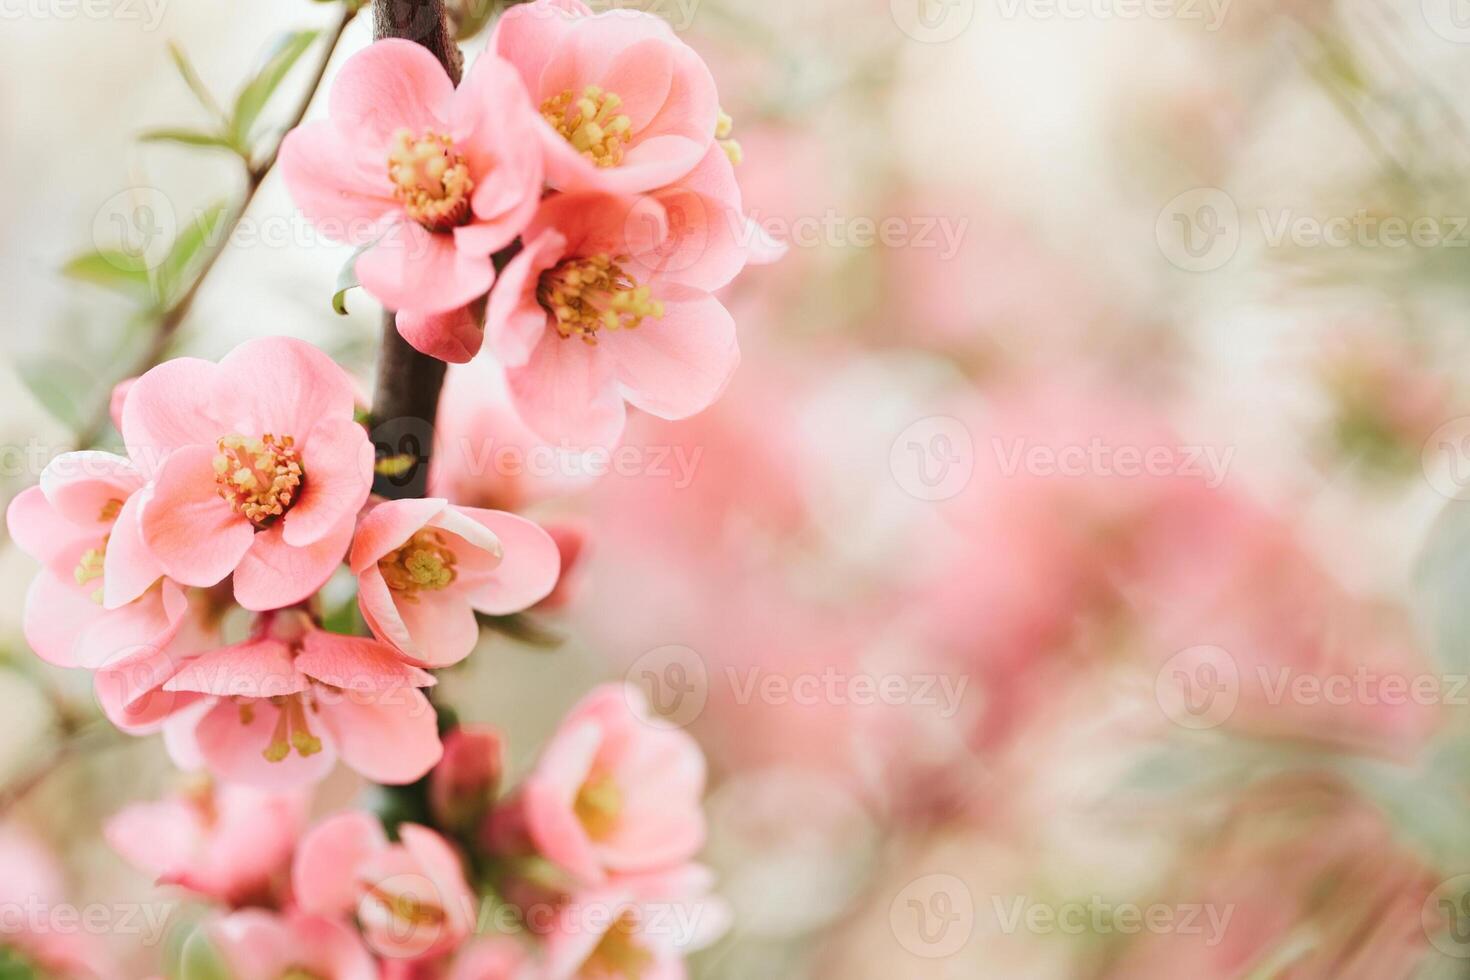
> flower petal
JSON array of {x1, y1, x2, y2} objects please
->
[
  {"x1": 121, "y1": 357, "x2": 225, "y2": 475},
  {"x1": 293, "y1": 810, "x2": 388, "y2": 918},
  {"x1": 506, "y1": 330, "x2": 626, "y2": 448},
  {"x1": 395, "y1": 306, "x2": 485, "y2": 364},
  {"x1": 606, "y1": 284, "x2": 738, "y2": 421},
  {"x1": 101, "y1": 490, "x2": 164, "y2": 609},
  {"x1": 215, "y1": 336, "x2": 360, "y2": 442},
  {"x1": 279, "y1": 120, "x2": 398, "y2": 245},
  {"x1": 282, "y1": 418, "x2": 374, "y2": 548},
  {"x1": 327, "y1": 38, "x2": 454, "y2": 147},
  {"x1": 456, "y1": 509, "x2": 561, "y2": 614},
  {"x1": 193, "y1": 698, "x2": 338, "y2": 789},
  {"x1": 233, "y1": 516, "x2": 354, "y2": 612},
  {"x1": 164, "y1": 638, "x2": 307, "y2": 699},
  {"x1": 318, "y1": 688, "x2": 442, "y2": 785},
  {"x1": 355, "y1": 222, "x2": 494, "y2": 317},
  {"x1": 141, "y1": 445, "x2": 254, "y2": 587}
]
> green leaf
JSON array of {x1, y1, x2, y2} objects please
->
[
  {"x1": 16, "y1": 356, "x2": 92, "y2": 432},
  {"x1": 167, "y1": 41, "x2": 226, "y2": 123},
  {"x1": 173, "y1": 926, "x2": 230, "y2": 980},
  {"x1": 60, "y1": 250, "x2": 154, "y2": 302},
  {"x1": 230, "y1": 30, "x2": 319, "y2": 149},
  {"x1": 139, "y1": 128, "x2": 239, "y2": 152},
  {"x1": 159, "y1": 201, "x2": 231, "y2": 303},
  {"x1": 455, "y1": 0, "x2": 499, "y2": 40}
]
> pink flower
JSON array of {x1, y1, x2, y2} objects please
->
[
  {"x1": 209, "y1": 909, "x2": 377, "y2": 980},
  {"x1": 104, "y1": 781, "x2": 309, "y2": 905},
  {"x1": 5, "y1": 451, "x2": 180, "y2": 669},
  {"x1": 121, "y1": 337, "x2": 373, "y2": 611},
  {"x1": 350, "y1": 498, "x2": 561, "y2": 668},
  {"x1": 430, "y1": 725, "x2": 504, "y2": 835},
  {"x1": 485, "y1": 152, "x2": 747, "y2": 445},
  {"x1": 294, "y1": 811, "x2": 476, "y2": 960},
  {"x1": 0, "y1": 827, "x2": 114, "y2": 979},
  {"x1": 540, "y1": 865, "x2": 729, "y2": 980},
  {"x1": 500, "y1": 684, "x2": 706, "y2": 884},
  {"x1": 160, "y1": 610, "x2": 442, "y2": 788},
  {"x1": 280, "y1": 41, "x2": 543, "y2": 361},
  {"x1": 445, "y1": 938, "x2": 532, "y2": 980},
  {"x1": 491, "y1": 0, "x2": 719, "y2": 195}
]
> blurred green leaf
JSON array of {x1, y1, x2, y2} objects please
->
[
  {"x1": 139, "y1": 128, "x2": 239, "y2": 153},
  {"x1": 173, "y1": 925, "x2": 230, "y2": 980},
  {"x1": 455, "y1": 0, "x2": 498, "y2": 40},
  {"x1": 167, "y1": 41, "x2": 227, "y2": 123},
  {"x1": 230, "y1": 30, "x2": 319, "y2": 148},
  {"x1": 60, "y1": 250, "x2": 154, "y2": 302},
  {"x1": 159, "y1": 201, "x2": 231, "y2": 303},
  {"x1": 16, "y1": 356, "x2": 92, "y2": 432}
]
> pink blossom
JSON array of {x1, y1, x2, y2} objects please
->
[
  {"x1": 500, "y1": 684, "x2": 706, "y2": 885},
  {"x1": 160, "y1": 610, "x2": 442, "y2": 788},
  {"x1": 280, "y1": 41, "x2": 543, "y2": 361},
  {"x1": 104, "y1": 781, "x2": 309, "y2": 905},
  {"x1": 485, "y1": 151, "x2": 747, "y2": 445},
  {"x1": 491, "y1": 0, "x2": 719, "y2": 195},
  {"x1": 4, "y1": 451, "x2": 180, "y2": 669},
  {"x1": 540, "y1": 865, "x2": 729, "y2": 980},
  {"x1": 293, "y1": 811, "x2": 476, "y2": 960},
  {"x1": 350, "y1": 498, "x2": 561, "y2": 667},
  {"x1": 430, "y1": 725, "x2": 504, "y2": 835},
  {"x1": 0, "y1": 827, "x2": 114, "y2": 979},
  {"x1": 121, "y1": 337, "x2": 374, "y2": 611},
  {"x1": 209, "y1": 909, "x2": 377, "y2": 980}
]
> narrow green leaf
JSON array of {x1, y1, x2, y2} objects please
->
[
  {"x1": 60, "y1": 250, "x2": 153, "y2": 301},
  {"x1": 167, "y1": 41, "x2": 226, "y2": 123},
  {"x1": 231, "y1": 30, "x2": 319, "y2": 148},
  {"x1": 139, "y1": 128, "x2": 239, "y2": 152},
  {"x1": 159, "y1": 201, "x2": 232, "y2": 303}
]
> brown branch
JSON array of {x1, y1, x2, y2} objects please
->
[{"x1": 368, "y1": 0, "x2": 463, "y2": 500}]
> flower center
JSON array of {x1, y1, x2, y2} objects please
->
[
  {"x1": 388, "y1": 129, "x2": 474, "y2": 232},
  {"x1": 213, "y1": 434, "x2": 303, "y2": 528},
  {"x1": 379, "y1": 528, "x2": 458, "y2": 596},
  {"x1": 586, "y1": 912, "x2": 653, "y2": 979},
  {"x1": 574, "y1": 774, "x2": 622, "y2": 840},
  {"x1": 540, "y1": 86, "x2": 633, "y2": 168},
  {"x1": 363, "y1": 881, "x2": 448, "y2": 929},
  {"x1": 254, "y1": 694, "x2": 324, "y2": 764},
  {"x1": 537, "y1": 254, "x2": 664, "y2": 345},
  {"x1": 281, "y1": 971, "x2": 326, "y2": 980}
]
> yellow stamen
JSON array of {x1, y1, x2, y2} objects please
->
[
  {"x1": 388, "y1": 129, "x2": 474, "y2": 231},
  {"x1": 574, "y1": 774, "x2": 623, "y2": 840},
  {"x1": 537, "y1": 253, "x2": 664, "y2": 345},
  {"x1": 378, "y1": 528, "x2": 458, "y2": 597},
  {"x1": 715, "y1": 107, "x2": 741, "y2": 166},
  {"x1": 585, "y1": 911, "x2": 654, "y2": 979},
  {"x1": 98, "y1": 498, "x2": 123, "y2": 522},
  {"x1": 259, "y1": 695, "x2": 322, "y2": 763},
  {"x1": 213, "y1": 434, "x2": 303, "y2": 528},
  {"x1": 541, "y1": 86, "x2": 633, "y2": 168}
]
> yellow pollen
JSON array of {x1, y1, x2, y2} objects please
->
[
  {"x1": 213, "y1": 434, "x2": 303, "y2": 528},
  {"x1": 364, "y1": 882, "x2": 447, "y2": 929},
  {"x1": 388, "y1": 129, "x2": 474, "y2": 232},
  {"x1": 585, "y1": 912, "x2": 653, "y2": 979},
  {"x1": 541, "y1": 85, "x2": 633, "y2": 168},
  {"x1": 260, "y1": 695, "x2": 322, "y2": 763},
  {"x1": 378, "y1": 528, "x2": 458, "y2": 596},
  {"x1": 574, "y1": 774, "x2": 623, "y2": 840},
  {"x1": 537, "y1": 253, "x2": 664, "y2": 345},
  {"x1": 98, "y1": 498, "x2": 123, "y2": 522},
  {"x1": 715, "y1": 108, "x2": 741, "y2": 166},
  {"x1": 74, "y1": 542, "x2": 107, "y2": 604}
]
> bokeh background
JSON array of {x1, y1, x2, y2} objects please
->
[{"x1": 7, "y1": 0, "x2": 1470, "y2": 975}]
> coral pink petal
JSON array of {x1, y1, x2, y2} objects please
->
[
  {"x1": 327, "y1": 38, "x2": 454, "y2": 146},
  {"x1": 72, "y1": 589, "x2": 179, "y2": 671},
  {"x1": 506, "y1": 329, "x2": 626, "y2": 448},
  {"x1": 283, "y1": 418, "x2": 374, "y2": 548},
  {"x1": 164, "y1": 638, "x2": 307, "y2": 698},
  {"x1": 350, "y1": 497, "x2": 446, "y2": 571},
  {"x1": 194, "y1": 698, "x2": 338, "y2": 789},
  {"x1": 5, "y1": 485, "x2": 83, "y2": 565},
  {"x1": 279, "y1": 120, "x2": 398, "y2": 245},
  {"x1": 484, "y1": 230, "x2": 564, "y2": 369},
  {"x1": 39, "y1": 451, "x2": 141, "y2": 527},
  {"x1": 233, "y1": 516, "x2": 354, "y2": 612},
  {"x1": 606, "y1": 284, "x2": 738, "y2": 421},
  {"x1": 22, "y1": 572, "x2": 95, "y2": 668},
  {"x1": 596, "y1": 38, "x2": 674, "y2": 131},
  {"x1": 293, "y1": 810, "x2": 388, "y2": 917},
  {"x1": 400, "y1": 823, "x2": 477, "y2": 937},
  {"x1": 318, "y1": 688, "x2": 443, "y2": 785},
  {"x1": 101, "y1": 491, "x2": 163, "y2": 608},
  {"x1": 396, "y1": 306, "x2": 485, "y2": 364},
  {"x1": 356, "y1": 567, "x2": 418, "y2": 657},
  {"x1": 292, "y1": 914, "x2": 379, "y2": 980},
  {"x1": 490, "y1": 0, "x2": 582, "y2": 96},
  {"x1": 296, "y1": 629, "x2": 435, "y2": 690},
  {"x1": 457, "y1": 509, "x2": 561, "y2": 614},
  {"x1": 121, "y1": 357, "x2": 224, "y2": 475},
  {"x1": 356, "y1": 222, "x2": 495, "y2": 316},
  {"x1": 141, "y1": 445, "x2": 254, "y2": 587},
  {"x1": 216, "y1": 336, "x2": 360, "y2": 441},
  {"x1": 394, "y1": 589, "x2": 480, "y2": 668},
  {"x1": 613, "y1": 134, "x2": 710, "y2": 193}
]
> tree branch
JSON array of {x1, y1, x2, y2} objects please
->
[{"x1": 368, "y1": 0, "x2": 463, "y2": 500}]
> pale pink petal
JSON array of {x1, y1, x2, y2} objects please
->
[
  {"x1": 484, "y1": 229, "x2": 565, "y2": 368},
  {"x1": 140, "y1": 445, "x2": 254, "y2": 587},
  {"x1": 396, "y1": 306, "x2": 485, "y2": 364},
  {"x1": 164, "y1": 638, "x2": 307, "y2": 699},
  {"x1": 121, "y1": 357, "x2": 224, "y2": 474},
  {"x1": 282, "y1": 417, "x2": 374, "y2": 548},
  {"x1": 72, "y1": 587, "x2": 181, "y2": 670},
  {"x1": 393, "y1": 589, "x2": 481, "y2": 668},
  {"x1": 596, "y1": 38, "x2": 674, "y2": 131},
  {"x1": 327, "y1": 38, "x2": 454, "y2": 147},
  {"x1": 506, "y1": 329, "x2": 626, "y2": 448},
  {"x1": 356, "y1": 222, "x2": 495, "y2": 316},
  {"x1": 295, "y1": 629, "x2": 435, "y2": 690},
  {"x1": 293, "y1": 810, "x2": 388, "y2": 917},
  {"x1": 101, "y1": 490, "x2": 163, "y2": 608},
  {"x1": 22, "y1": 572, "x2": 96, "y2": 668},
  {"x1": 606, "y1": 285, "x2": 737, "y2": 421},
  {"x1": 291, "y1": 913, "x2": 379, "y2": 980},
  {"x1": 400, "y1": 823, "x2": 477, "y2": 939},
  {"x1": 210, "y1": 909, "x2": 294, "y2": 980},
  {"x1": 356, "y1": 566, "x2": 418, "y2": 656},
  {"x1": 456, "y1": 509, "x2": 561, "y2": 614},
  {"x1": 215, "y1": 336, "x2": 360, "y2": 442},
  {"x1": 279, "y1": 120, "x2": 398, "y2": 245},
  {"x1": 350, "y1": 497, "x2": 447, "y2": 571},
  {"x1": 193, "y1": 698, "x2": 338, "y2": 788},
  {"x1": 233, "y1": 515, "x2": 354, "y2": 612},
  {"x1": 39, "y1": 451, "x2": 141, "y2": 527},
  {"x1": 318, "y1": 688, "x2": 442, "y2": 785},
  {"x1": 523, "y1": 720, "x2": 603, "y2": 882},
  {"x1": 489, "y1": 0, "x2": 584, "y2": 97},
  {"x1": 5, "y1": 486, "x2": 85, "y2": 566}
]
